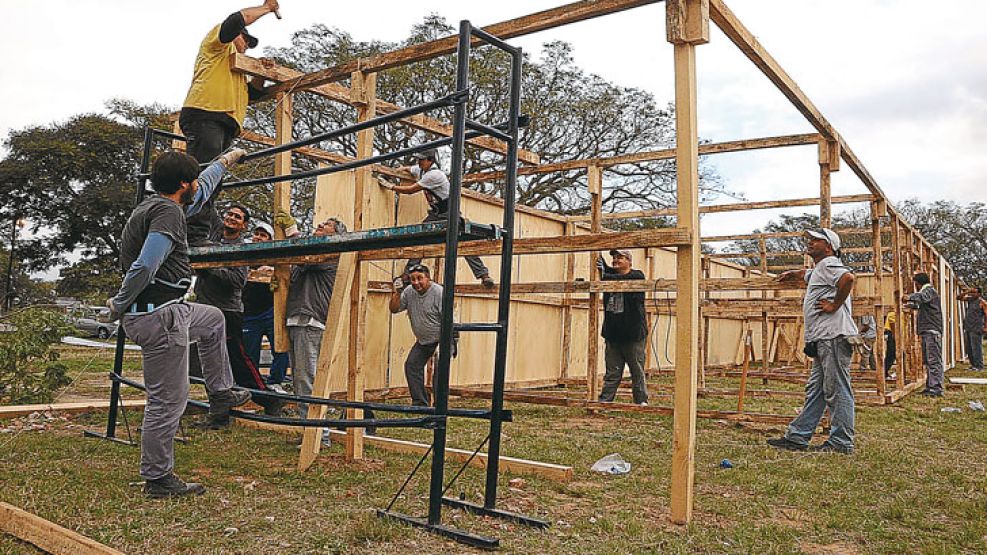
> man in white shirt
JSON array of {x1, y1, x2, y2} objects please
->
[{"x1": 382, "y1": 149, "x2": 494, "y2": 288}]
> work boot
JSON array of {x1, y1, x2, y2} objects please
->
[
  {"x1": 809, "y1": 442, "x2": 853, "y2": 455},
  {"x1": 766, "y1": 436, "x2": 808, "y2": 451},
  {"x1": 256, "y1": 395, "x2": 285, "y2": 417},
  {"x1": 199, "y1": 388, "x2": 251, "y2": 429},
  {"x1": 480, "y1": 274, "x2": 495, "y2": 288},
  {"x1": 143, "y1": 473, "x2": 206, "y2": 499}
]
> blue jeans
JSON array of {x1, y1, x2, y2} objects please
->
[
  {"x1": 785, "y1": 336, "x2": 856, "y2": 450},
  {"x1": 243, "y1": 308, "x2": 289, "y2": 384}
]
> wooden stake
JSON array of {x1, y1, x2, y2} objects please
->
[{"x1": 272, "y1": 92, "x2": 293, "y2": 352}]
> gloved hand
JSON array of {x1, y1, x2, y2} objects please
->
[
  {"x1": 377, "y1": 177, "x2": 395, "y2": 190},
  {"x1": 103, "y1": 298, "x2": 121, "y2": 322},
  {"x1": 392, "y1": 278, "x2": 404, "y2": 291},
  {"x1": 596, "y1": 255, "x2": 605, "y2": 272},
  {"x1": 218, "y1": 148, "x2": 248, "y2": 167},
  {"x1": 274, "y1": 210, "x2": 299, "y2": 237}
]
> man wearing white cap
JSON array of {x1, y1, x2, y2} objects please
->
[
  {"x1": 596, "y1": 249, "x2": 650, "y2": 405},
  {"x1": 242, "y1": 221, "x2": 290, "y2": 386},
  {"x1": 768, "y1": 228, "x2": 858, "y2": 454}
]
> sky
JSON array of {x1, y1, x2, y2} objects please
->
[{"x1": 1, "y1": 0, "x2": 985, "y2": 275}]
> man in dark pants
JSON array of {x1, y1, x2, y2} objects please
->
[
  {"x1": 596, "y1": 249, "x2": 649, "y2": 405},
  {"x1": 105, "y1": 149, "x2": 250, "y2": 498},
  {"x1": 904, "y1": 273, "x2": 944, "y2": 396},
  {"x1": 768, "y1": 228, "x2": 858, "y2": 455},
  {"x1": 194, "y1": 204, "x2": 283, "y2": 418},
  {"x1": 957, "y1": 287, "x2": 986, "y2": 371},
  {"x1": 180, "y1": 0, "x2": 279, "y2": 246},
  {"x1": 389, "y1": 264, "x2": 445, "y2": 406},
  {"x1": 242, "y1": 222, "x2": 290, "y2": 385},
  {"x1": 381, "y1": 149, "x2": 494, "y2": 288}
]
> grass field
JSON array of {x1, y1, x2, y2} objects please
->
[{"x1": 1, "y1": 345, "x2": 986, "y2": 554}]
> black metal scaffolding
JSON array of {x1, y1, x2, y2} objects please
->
[{"x1": 86, "y1": 19, "x2": 542, "y2": 550}]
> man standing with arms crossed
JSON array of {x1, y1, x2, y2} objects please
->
[
  {"x1": 767, "y1": 228, "x2": 858, "y2": 455},
  {"x1": 106, "y1": 149, "x2": 251, "y2": 498},
  {"x1": 180, "y1": 0, "x2": 279, "y2": 246}
]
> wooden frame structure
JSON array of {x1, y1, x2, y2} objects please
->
[{"x1": 184, "y1": 0, "x2": 962, "y2": 527}]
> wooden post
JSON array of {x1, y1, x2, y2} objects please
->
[
  {"x1": 699, "y1": 257, "x2": 709, "y2": 388},
  {"x1": 346, "y1": 70, "x2": 377, "y2": 460},
  {"x1": 298, "y1": 253, "x2": 357, "y2": 471},
  {"x1": 586, "y1": 165, "x2": 603, "y2": 401},
  {"x1": 737, "y1": 330, "x2": 753, "y2": 412},
  {"x1": 667, "y1": 0, "x2": 708, "y2": 525},
  {"x1": 871, "y1": 200, "x2": 886, "y2": 398},
  {"x1": 817, "y1": 138, "x2": 839, "y2": 229},
  {"x1": 759, "y1": 238, "x2": 769, "y2": 381},
  {"x1": 560, "y1": 221, "x2": 576, "y2": 379},
  {"x1": 272, "y1": 92, "x2": 293, "y2": 352}
]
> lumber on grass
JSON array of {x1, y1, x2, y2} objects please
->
[
  {"x1": 234, "y1": 55, "x2": 539, "y2": 164},
  {"x1": 0, "y1": 400, "x2": 147, "y2": 419},
  {"x1": 239, "y1": 419, "x2": 573, "y2": 481},
  {"x1": 0, "y1": 502, "x2": 123, "y2": 555}
]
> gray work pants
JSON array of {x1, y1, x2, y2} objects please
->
[
  {"x1": 964, "y1": 328, "x2": 984, "y2": 370},
  {"x1": 405, "y1": 342, "x2": 438, "y2": 406},
  {"x1": 122, "y1": 302, "x2": 233, "y2": 480},
  {"x1": 857, "y1": 336, "x2": 877, "y2": 371},
  {"x1": 288, "y1": 325, "x2": 324, "y2": 417},
  {"x1": 599, "y1": 339, "x2": 649, "y2": 404},
  {"x1": 406, "y1": 211, "x2": 489, "y2": 279},
  {"x1": 920, "y1": 331, "x2": 945, "y2": 394},
  {"x1": 785, "y1": 336, "x2": 856, "y2": 451}
]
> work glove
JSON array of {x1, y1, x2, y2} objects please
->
[
  {"x1": 392, "y1": 278, "x2": 405, "y2": 291},
  {"x1": 218, "y1": 148, "x2": 247, "y2": 167},
  {"x1": 103, "y1": 298, "x2": 121, "y2": 322},
  {"x1": 377, "y1": 177, "x2": 395, "y2": 190},
  {"x1": 596, "y1": 255, "x2": 605, "y2": 272},
  {"x1": 274, "y1": 210, "x2": 299, "y2": 237}
]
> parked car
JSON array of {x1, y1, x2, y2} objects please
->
[{"x1": 68, "y1": 306, "x2": 118, "y2": 339}]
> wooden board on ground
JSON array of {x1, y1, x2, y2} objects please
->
[
  {"x1": 0, "y1": 400, "x2": 148, "y2": 419},
  {"x1": 948, "y1": 377, "x2": 987, "y2": 385},
  {"x1": 0, "y1": 502, "x2": 123, "y2": 555}
]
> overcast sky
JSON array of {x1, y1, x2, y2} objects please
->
[{"x1": 2, "y1": 0, "x2": 985, "y2": 266}]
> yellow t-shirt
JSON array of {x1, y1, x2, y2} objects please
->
[
  {"x1": 883, "y1": 311, "x2": 896, "y2": 331},
  {"x1": 182, "y1": 24, "x2": 248, "y2": 127}
]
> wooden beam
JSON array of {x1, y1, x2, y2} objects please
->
[
  {"x1": 262, "y1": 0, "x2": 663, "y2": 94},
  {"x1": 568, "y1": 194, "x2": 874, "y2": 222},
  {"x1": 462, "y1": 133, "x2": 821, "y2": 184},
  {"x1": 0, "y1": 400, "x2": 147, "y2": 419},
  {"x1": 240, "y1": 419, "x2": 573, "y2": 481},
  {"x1": 668, "y1": 0, "x2": 706, "y2": 524},
  {"x1": 703, "y1": 227, "x2": 882, "y2": 242},
  {"x1": 298, "y1": 253, "x2": 357, "y2": 471},
  {"x1": 234, "y1": 55, "x2": 539, "y2": 164},
  {"x1": 272, "y1": 92, "x2": 293, "y2": 352},
  {"x1": 587, "y1": 164, "x2": 603, "y2": 401},
  {"x1": 0, "y1": 502, "x2": 123, "y2": 555}
]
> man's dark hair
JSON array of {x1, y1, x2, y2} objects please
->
[
  {"x1": 228, "y1": 203, "x2": 250, "y2": 222},
  {"x1": 913, "y1": 272, "x2": 931, "y2": 286},
  {"x1": 151, "y1": 150, "x2": 199, "y2": 194}
]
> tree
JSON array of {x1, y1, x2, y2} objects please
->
[
  {"x1": 722, "y1": 210, "x2": 872, "y2": 269},
  {"x1": 253, "y1": 16, "x2": 731, "y2": 217},
  {"x1": 897, "y1": 200, "x2": 987, "y2": 291}
]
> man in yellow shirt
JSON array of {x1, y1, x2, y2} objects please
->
[
  {"x1": 179, "y1": 0, "x2": 279, "y2": 246},
  {"x1": 883, "y1": 311, "x2": 896, "y2": 379}
]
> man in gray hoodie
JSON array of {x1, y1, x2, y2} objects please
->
[
  {"x1": 285, "y1": 217, "x2": 345, "y2": 417},
  {"x1": 904, "y1": 272, "x2": 944, "y2": 396}
]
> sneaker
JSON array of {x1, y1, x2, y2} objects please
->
[
  {"x1": 639, "y1": 401, "x2": 649, "y2": 407},
  {"x1": 480, "y1": 274, "x2": 495, "y2": 288},
  {"x1": 268, "y1": 383, "x2": 286, "y2": 394},
  {"x1": 321, "y1": 428, "x2": 332, "y2": 447},
  {"x1": 766, "y1": 436, "x2": 808, "y2": 451},
  {"x1": 809, "y1": 442, "x2": 853, "y2": 455},
  {"x1": 143, "y1": 473, "x2": 206, "y2": 499}
]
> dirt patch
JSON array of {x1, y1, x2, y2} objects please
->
[{"x1": 769, "y1": 507, "x2": 809, "y2": 529}]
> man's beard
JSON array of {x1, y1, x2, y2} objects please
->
[{"x1": 179, "y1": 186, "x2": 195, "y2": 205}]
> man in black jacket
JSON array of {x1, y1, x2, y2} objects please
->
[{"x1": 597, "y1": 249, "x2": 650, "y2": 405}]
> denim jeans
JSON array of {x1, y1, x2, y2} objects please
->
[
  {"x1": 785, "y1": 336, "x2": 855, "y2": 450},
  {"x1": 243, "y1": 308, "x2": 289, "y2": 383}
]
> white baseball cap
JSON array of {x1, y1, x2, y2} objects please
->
[{"x1": 805, "y1": 228, "x2": 841, "y2": 252}]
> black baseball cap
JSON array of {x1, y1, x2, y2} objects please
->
[{"x1": 240, "y1": 29, "x2": 259, "y2": 49}]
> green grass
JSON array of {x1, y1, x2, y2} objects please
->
[{"x1": 1, "y1": 348, "x2": 986, "y2": 553}]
